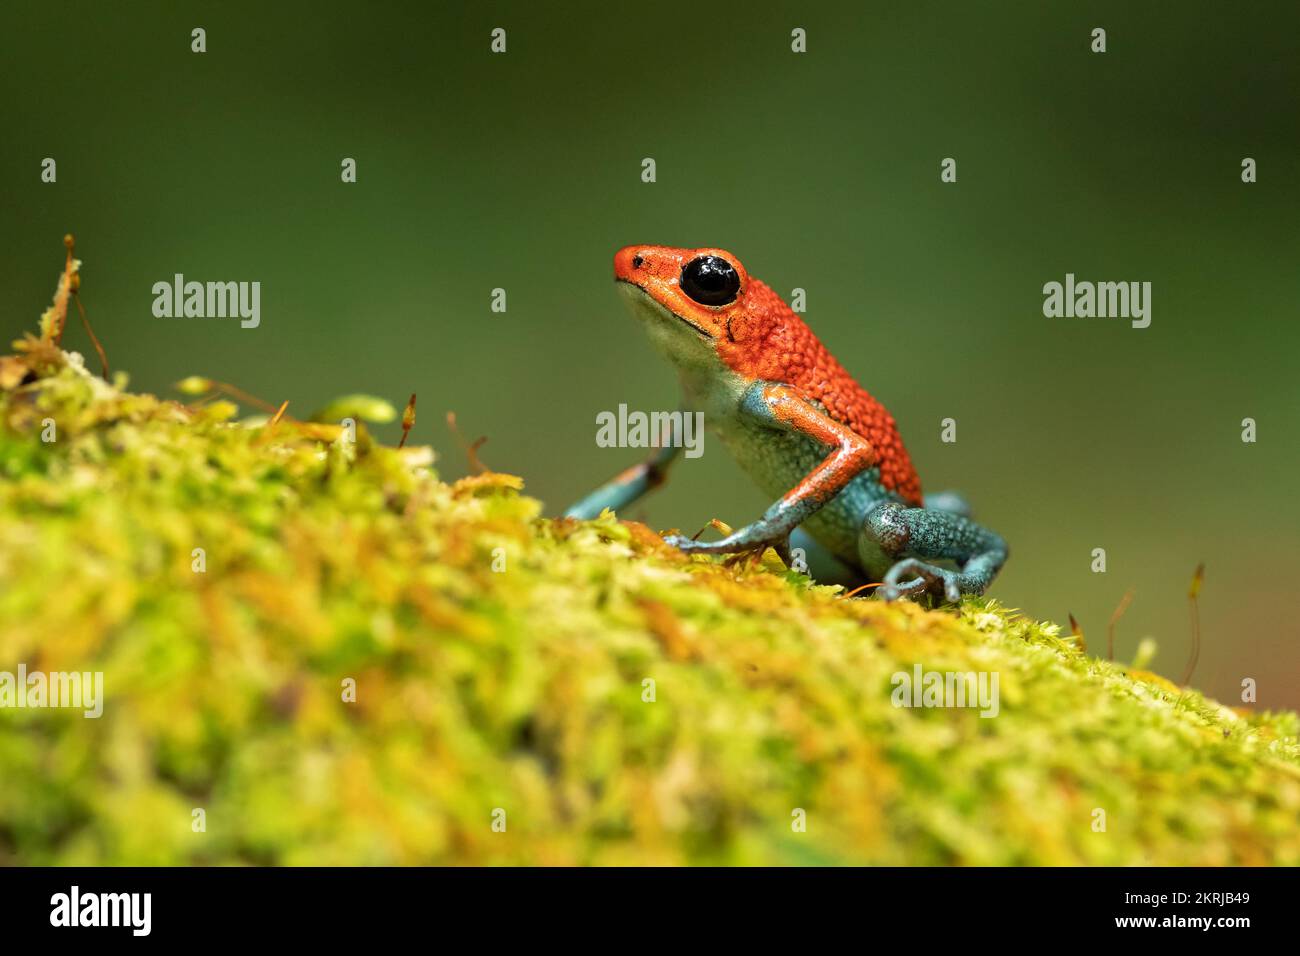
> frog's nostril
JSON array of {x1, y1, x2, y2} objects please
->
[{"x1": 632, "y1": 255, "x2": 644, "y2": 269}]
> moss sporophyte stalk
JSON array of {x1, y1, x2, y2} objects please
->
[{"x1": 1, "y1": 241, "x2": 1298, "y2": 865}]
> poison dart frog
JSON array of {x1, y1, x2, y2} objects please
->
[{"x1": 566, "y1": 246, "x2": 1007, "y2": 602}]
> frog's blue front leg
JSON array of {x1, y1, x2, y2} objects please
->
[
  {"x1": 663, "y1": 382, "x2": 876, "y2": 559},
  {"x1": 564, "y1": 419, "x2": 684, "y2": 519},
  {"x1": 862, "y1": 501, "x2": 1007, "y2": 603}
]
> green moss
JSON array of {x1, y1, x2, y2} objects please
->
[{"x1": 2, "y1": 296, "x2": 1298, "y2": 865}]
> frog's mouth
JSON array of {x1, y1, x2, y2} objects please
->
[{"x1": 615, "y1": 280, "x2": 711, "y2": 340}]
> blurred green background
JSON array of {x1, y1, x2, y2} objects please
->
[{"x1": 2, "y1": 1, "x2": 1297, "y2": 708}]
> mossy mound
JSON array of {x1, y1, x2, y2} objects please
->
[{"x1": 2, "y1": 267, "x2": 1299, "y2": 865}]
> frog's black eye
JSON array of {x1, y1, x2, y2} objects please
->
[{"x1": 680, "y1": 255, "x2": 740, "y2": 307}]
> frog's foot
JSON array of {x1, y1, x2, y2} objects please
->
[
  {"x1": 880, "y1": 558, "x2": 963, "y2": 604},
  {"x1": 663, "y1": 530, "x2": 793, "y2": 567},
  {"x1": 859, "y1": 502, "x2": 1007, "y2": 604}
]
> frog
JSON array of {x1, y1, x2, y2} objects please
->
[{"x1": 566, "y1": 245, "x2": 1007, "y2": 603}]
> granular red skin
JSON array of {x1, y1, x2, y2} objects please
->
[
  {"x1": 718, "y1": 279, "x2": 922, "y2": 505},
  {"x1": 613, "y1": 245, "x2": 922, "y2": 505}
]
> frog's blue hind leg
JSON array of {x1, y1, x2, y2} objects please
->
[
  {"x1": 564, "y1": 425, "x2": 684, "y2": 519},
  {"x1": 860, "y1": 501, "x2": 1007, "y2": 603},
  {"x1": 800, "y1": 490, "x2": 979, "y2": 593}
]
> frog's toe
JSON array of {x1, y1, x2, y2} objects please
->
[
  {"x1": 881, "y1": 558, "x2": 961, "y2": 604},
  {"x1": 663, "y1": 529, "x2": 792, "y2": 564},
  {"x1": 662, "y1": 533, "x2": 718, "y2": 554}
]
